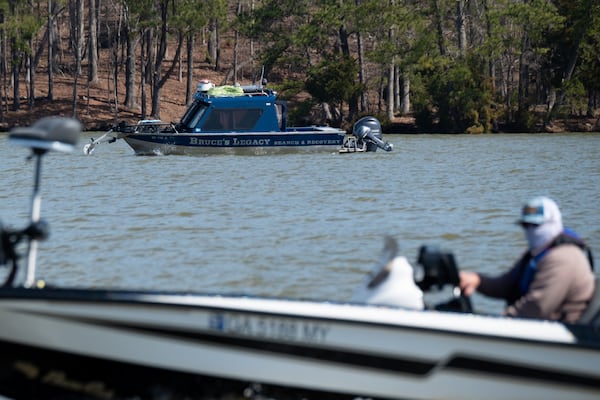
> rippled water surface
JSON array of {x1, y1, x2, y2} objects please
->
[{"x1": 1, "y1": 132, "x2": 599, "y2": 314}]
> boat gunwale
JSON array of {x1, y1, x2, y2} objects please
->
[{"x1": 0, "y1": 286, "x2": 597, "y2": 350}]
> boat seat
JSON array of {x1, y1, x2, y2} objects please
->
[{"x1": 578, "y1": 277, "x2": 600, "y2": 326}]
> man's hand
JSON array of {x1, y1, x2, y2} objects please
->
[{"x1": 459, "y1": 271, "x2": 481, "y2": 296}]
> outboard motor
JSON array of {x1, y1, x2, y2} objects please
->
[{"x1": 352, "y1": 116, "x2": 393, "y2": 152}]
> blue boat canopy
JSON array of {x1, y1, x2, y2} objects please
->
[{"x1": 178, "y1": 85, "x2": 284, "y2": 133}]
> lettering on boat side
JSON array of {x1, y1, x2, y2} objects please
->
[
  {"x1": 209, "y1": 313, "x2": 330, "y2": 343},
  {"x1": 305, "y1": 139, "x2": 340, "y2": 145},
  {"x1": 188, "y1": 138, "x2": 274, "y2": 146},
  {"x1": 189, "y1": 138, "x2": 231, "y2": 146},
  {"x1": 273, "y1": 140, "x2": 301, "y2": 145},
  {"x1": 273, "y1": 139, "x2": 340, "y2": 146},
  {"x1": 186, "y1": 138, "x2": 339, "y2": 147},
  {"x1": 232, "y1": 138, "x2": 272, "y2": 146}
]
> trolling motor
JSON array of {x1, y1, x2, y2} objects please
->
[
  {"x1": 2, "y1": 117, "x2": 81, "y2": 287},
  {"x1": 352, "y1": 116, "x2": 393, "y2": 152},
  {"x1": 415, "y1": 245, "x2": 473, "y2": 313}
]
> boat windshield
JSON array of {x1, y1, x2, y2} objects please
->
[
  {"x1": 201, "y1": 108, "x2": 264, "y2": 131},
  {"x1": 179, "y1": 101, "x2": 209, "y2": 130}
]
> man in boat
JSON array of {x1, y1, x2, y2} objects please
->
[{"x1": 459, "y1": 196, "x2": 595, "y2": 323}]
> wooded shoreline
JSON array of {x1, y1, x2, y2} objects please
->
[{"x1": 0, "y1": 1, "x2": 598, "y2": 134}]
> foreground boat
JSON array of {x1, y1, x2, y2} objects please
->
[
  {"x1": 3, "y1": 118, "x2": 599, "y2": 400},
  {"x1": 83, "y1": 84, "x2": 392, "y2": 156}
]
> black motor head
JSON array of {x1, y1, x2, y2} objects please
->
[{"x1": 415, "y1": 245, "x2": 461, "y2": 291}]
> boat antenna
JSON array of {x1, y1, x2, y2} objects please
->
[{"x1": 8, "y1": 117, "x2": 81, "y2": 287}]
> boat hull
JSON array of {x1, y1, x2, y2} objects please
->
[
  {"x1": 122, "y1": 130, "x2": 346, "y2": 155},
  {"x1": 0, "y1": 287, "x2": 598, "y2": 400}
]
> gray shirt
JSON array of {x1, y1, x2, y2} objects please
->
[{"x1": 478, "y1": 244, "x2": 594, "y2": 323}]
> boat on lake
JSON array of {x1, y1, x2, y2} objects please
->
[
  {"x1": 4, "y1": 118, "x2": 599, "y2": 400},
  {"x1": 83, "y1": 84, "x2": 392, "y2": 156}
]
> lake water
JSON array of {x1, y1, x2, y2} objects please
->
[{"x1": 1, "y1": 132, "x2": 599, "y2": 315}]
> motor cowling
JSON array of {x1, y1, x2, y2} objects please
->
[
  {"x1": 352, "y1": 116, "x2": 393, "y2": 152},
  {"x1": 415, "y1": 245, "x2": 473, "y2": 313}
]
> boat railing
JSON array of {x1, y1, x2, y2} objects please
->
[{"x1": 133, "y1": 121, "x2": 178, "y2": 134}]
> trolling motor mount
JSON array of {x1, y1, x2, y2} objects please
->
[
  {"x1": 415, "y1": 245, "x2": 473, "y2": 313},
  {"x1": 4, "y1": 117, "x2": 81, "y2": 287}
]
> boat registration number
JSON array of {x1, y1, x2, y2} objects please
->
[{"x1": 209, "y1": 312, "x2": 330, "y2": 343}]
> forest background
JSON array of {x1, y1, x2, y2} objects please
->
[{"x1": 0, "y1": 0, "x2": 598, "y2": 133}]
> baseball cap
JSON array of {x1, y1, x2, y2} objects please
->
[{"x1": 518, "y1": 196, "x2": 562, "y2": 226}]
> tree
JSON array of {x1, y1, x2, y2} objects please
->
[
  {"x1": 68, "y1": 0, "x2": 84, "y2": 118},
  {"x1": 305, "y1": 54, "x2": 364, "y2": 125},
  {"x1": 414, "y1": 57, "x2": 492, "y2": 133},
  {"x1": 150, "y1": 0, "x2": 182, "y2": 119},
  {"x1": 174, "y1": 0, "x2": 208, "y2": 104},
  {"x1": 545, "y1": 0, "x2": 597, "y2": 122},
  {"x1": 577, "y1": 1, "x2": 600, "y2": 118},
  {"x1": 88, "y1": 0, "x2": 98, "y2": 84}
]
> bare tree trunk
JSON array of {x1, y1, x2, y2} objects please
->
[
  {"x1": 151, "y1": 29, "x2": 183, "y2": 119},
  {"x1": 587, "y1": 89, "x2": 595, "y2": 117},
  {"x1": 28, "y1": 43, "x2": 34, "y2": 108},
  {"x1": 111, "y1": 8, "x2": 123, "y2": 120},
  {"x1": 145, "y1": 27, "x2": 155, "y2": 118},
  {"x1": 481, "y1": 0, "x2": 495, "y2": 92},
  {"x1": 506, "y1": 56, "x2": 514, "y2": 122},
  {"x1": 456, "y1": 0, "x2": 467, "y2": 56},
  {"x1": 386, "y1": 0, "x2": 395, "y2": 121},
  {"x1": 356, "y1": 28, "x2": 366, "y2": 112},
  {"x1": 517, "y1": 35, "x2": 530, "y2": 115},
  {"x1": 11, "y1": 34, "x2": 19, "y2": 111},
  {"x1": 400, "y1": 73, "x2": 410, "y2": 115},
  {"x1": 0, "y1": 11, "x2": 4, "y2": 122},
  {"x1": 208, "y1": 19, "x2": 218, "y2": 69},
  {"x1": 185, "y1": 32, "x2": 194, "y2": 105},
  {"x1": 88, "y1": 0, "x2": 98, "y2": 84},
  {"x1": 151, "y1": 3, "x2": 168, "y2": 119},
  {"x1": 233, "y1": 1, "x2": 242, "y2": 84},
  {"x1": 124, "y1": 3, "x2": 139, "y2": 110},
  {"x1": 433, "y1": 0, "x2": 446, "y2": 56},
  {"x1": 70, "y1": 0, "x2": 84, "y2": 76},
  {"x1": 387, "y1": 62, "x2": 394, "y2": 121},
  {"x1": 394, "y1": 64, "x2": 400, "y2": 113},
  {"x1": 69, "y1": 0, "x2": 84, "y2": 118},
  {"x1": 124, "y1": 31, "x2": 139, "y2": 109},
  {"x1": 141, "y1": 31, "x2": 148, "y2": 119},
  {"x1": 47, "y1": 3, "x2": 53, "y2": 101},
  {"x1": 338, "y1": 22, "x2": 358, "y2": 120}
]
